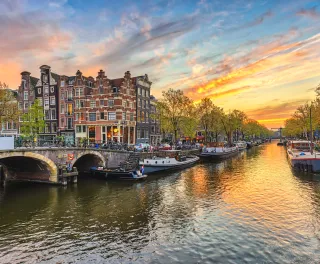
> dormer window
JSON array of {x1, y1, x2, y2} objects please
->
[
  {"x1": 89, "y1": 81, "x2": 92, "y2": 88},
  {"x1": 113, "y1": 87, "x2": 118, "y2": 93}
]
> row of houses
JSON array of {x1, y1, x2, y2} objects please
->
[{"x1": 3, "y1": 65, "x2": 162, "y2": 145}]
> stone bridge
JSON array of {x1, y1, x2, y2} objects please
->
[{"x1": 0, "y1": 148, "x2": 130, "y2": 185}]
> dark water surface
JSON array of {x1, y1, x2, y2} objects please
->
[{"x1": 1, "y1": 142, "x2": 320, "y2": 263}]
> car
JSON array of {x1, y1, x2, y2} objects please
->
[
  {"x1": 134, "y1": 143, "x2": 150, "y2": 152},
  {"x1": 158, "y1": 143, "x2": 172, "y2": 150}
]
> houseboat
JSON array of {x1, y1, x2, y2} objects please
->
[
  {"x1": 286, "y1": 140, "x2": 320, "y2": 172},
  {"x1": 139, "y1": 150, "x2": 199, "y2": 174},
  {"x1": 199, "y1": 142, "x2": 239, "y2": 160}
]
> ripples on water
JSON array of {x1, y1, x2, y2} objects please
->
[{"x1": 1, "y1": 143, "x2": 320, "y2": 263}]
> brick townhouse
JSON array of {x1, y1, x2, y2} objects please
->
[{"x1": 73, "y1": 70, "x2": 136, "y2": 144}]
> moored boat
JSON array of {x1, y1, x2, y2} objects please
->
[
  {"x1": 286, "y1": 140, "x2": 320, "y2": 172},
  {"x1": 235, "y1": 141, "x2": 247, "y2": 151},
  {"x1": 90, "y1": 166, "x2": 147, "y2": 181},
  {"x1": 139, "y1": 151, "x2": 199, "y2": 174},
  {"x1": 198, "y1": 142, "x2": 238, "y2": 160}
]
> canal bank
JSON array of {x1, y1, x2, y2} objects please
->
[{"x1": 1, "y1": 142, "x2": 320, "y2": 263}]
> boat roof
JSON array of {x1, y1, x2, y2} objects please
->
[
  {"x1": 159, "y1": 149, "x2": 181, "y2": 152},
  {"x1": 289, "y1": 140, "x2": 313, "y2": 143}
]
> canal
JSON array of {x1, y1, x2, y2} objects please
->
[{"x1": 1, "y1": 142, "x2": 320, "y2": 263}]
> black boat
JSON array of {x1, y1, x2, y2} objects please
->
[{"x1": 90, "y1": 167, "x2": 147, "y2": 181}]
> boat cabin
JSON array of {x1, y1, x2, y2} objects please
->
[{"x1": 288, "y1": 141, "x2": 315, "y2": 151}]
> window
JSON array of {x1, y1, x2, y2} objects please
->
[
  {"x1": 22, "y1": 80, "x2": 26, "y2": 89},
  {"x1": 61, "y1": 104, "x2": 65, "y2": 114},
  {"x1": 138, "y1": 87, "x2": 141, "y2": 95},
  {"x1": 18, "y1": 102, "x2": 22, "y2": 109},
  {"x1": 76, "y1": 126, "x2": 81, "y2": 133},
  {"x1": 61, "y1": 92, "x2": 64, "y2": 100},
  {"x1": 143, "y1": 89, "x2": 146, "y2": 97},
  {"x1": 102, "y1": 126, "x2": 106, "y2": 133},
  {"x1": 68, "y1": 90, "x2": 73, "y2": 100},
  {"x1": 90, "y1": 100, "x2": 96, "y2": 108},
  {"x1": 51, "y1": 109, "x2": 56, "y2": 119},
  {"x1": 38, "y1": 88, "x2": 41, "y2": 94},
  {"x1": 61, "y1": 81, "x2": 65, "y2": 87},
  {"x1": 75, "y1": 88, "x2": 83, "y2": 96},
  {"x1": 79, "y1": 113, "x2": 85, "y2": 121},
  {"x1": 50, "y1": 86, "x2": 54, "y2": 93},
  {"x1": 24, "y1": 91, "x2": 28, "y2": 100},
  {"x1": 100, "y1": 112, "x2": 104, "y2": 120},
  {"x1": 126, "y1": 101, "x2": 130, "y2": 108},
  {"x1": 138, "y1": 98, "x2": 141, "y2": 107},
  {"x1": 99, "y1": 86, "x2": 104, "y2": 94},
  {"x1": 77, "y1": 79, "x2": 81, "y2": 85},
  {"x1": 45, "y1": 123, "x2": 50, "y2": 133},
  {"x1": 50, "y1": 96, "x2": 55, "y2": 105},
  {"x1": 143, "y1": 100, "x2": 146, "y2": 108},
  {"x1": 44, "y1": 98, "x2": 49, "y2": 108},
  {"x1": 100, "y1": 99, "x2": 104, "y2": 107},
  {"x1": 44, "y1": 86, "x2": 49, "y2": 94},
  {"x1": 61, "y1": 118, "x2": 64, "y2": 127},
  {"x1": 80, "y1": 100, "x2": 84, "y2": 107},
  {"x1": 122, "y1": 112, "x2": 126, "y2": 120},
  {"x1": 30, "y1": 90, "x2": 34, "y2": 96},
  {"x1": 112, "y1": 87, "x2": 118, "y2": 93},
  {"x1": 108, "y1": 100, "x2": 114, "y2": 107},
  {"x1": 45, "y1": 110, "x2": 50, "y2": 120},
  {"x1": 52, "y1": 122, "x2": 57, "y2": 132},
  {"x1": 75, "y1": 100, "x2": 79, "y2": 109},
  {"x1": 89, "y1": 81, "x2": 92, "y2": 88},
  {"x1": 130, "y1": 102, "x2": 133, "y2": 109},
  {"x1": 67, "y1": 104, "x2": 73, "y2": 115},
  {"x1": 89, "y1": 113, "x2": 96, "y2": 121},
  {"x1": 122, "y1": 100, "x2": 126, "y2": 107},
  {"x1": 67, "y1": 118, "x2": 73, "y2": 129},
  {"x1": 83, "y1": 126, "x2": 86, "y2": 132},
  {"x1": 24, "y1": 102, "x2": 28, "y2": 110},
  {"x1": 108, "y1": 112, "x2": 116, "y2": 120}
]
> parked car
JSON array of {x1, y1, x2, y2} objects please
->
[
  {"x1": 158, "y1": 143, "x2": 172, "y2": 150},
  {"x1": 134, "y1": 143, "x2": 150, "y2": 152}
]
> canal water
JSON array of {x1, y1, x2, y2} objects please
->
[{"x1": 1, "y1": 142, "x2": 320, "y2": 263}]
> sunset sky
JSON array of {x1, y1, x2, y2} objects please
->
[{"x1": 0, "y1": 0, "x2": 319, "y2": 128}]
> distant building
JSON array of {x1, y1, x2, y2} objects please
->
[
  {"x1": 135, "y1": 74, "x2": 152, "y2": 144},
  {"x1": 34, "y1": 65, "x2": 60, "y2": 142},
  {"x1": 150, "y1": 95, "x2": 161, "y2": 144},
  {"x1": 0, "y1": 89, "x2": 19, "y2": 136}
]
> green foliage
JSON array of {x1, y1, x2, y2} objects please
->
[
  {"x1": 0, "y1": 81, "x2": 19, "y2": 124},
  {"x1": 20, "y1": 99, "x2": 45, "y2": 138},
  {"x1": 157, "y1": 89, "x2": 193, "y2": 142}
]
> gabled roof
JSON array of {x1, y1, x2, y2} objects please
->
[
  {"x1": 30, "y1": 76, "x2": 39, "y2": 88},
  {"x1": 51, "y1": 72, "x2": 60, "y2": 82}
]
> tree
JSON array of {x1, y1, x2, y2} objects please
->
[
  {"x1": 180, "y1": 104, "x2": 198, "y2": 139},
  {"x1": 197, "y1": 98, "x2": 213, "y2": 143},
  {"x1": 20, "y1": 99, "x2": 45, "y2": 138},
  {"x1": 158, "y1": 89, "x2": 192, "y2": 142},
  {"x1": 209, "y1": 105, "x2": 224, "y2": 142},
  {"x1": 0, "y1": 81, "x2": 19, "y2": 125}
]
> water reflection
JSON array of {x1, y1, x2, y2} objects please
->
[{"x1": 1, "y1": 143, "x2": 320, "y2": 263}]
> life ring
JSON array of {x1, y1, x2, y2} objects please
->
[{"x1": 68, "y1": 153, "x2": 74, "y2": 161}]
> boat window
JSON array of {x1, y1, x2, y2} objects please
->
[
  {"x1": 147, "y1": 161, "x2": 148, "y2": 163},
  {"x1": 162, "y1": 161, "x2": 164, "y2": 164},
  {"x1": 155, "y1": 161, "x2": 157, "y2": 164}
]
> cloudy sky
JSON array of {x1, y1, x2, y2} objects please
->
[{"x1": 0, "y1": 0, "x2": 319, "y2": 128}]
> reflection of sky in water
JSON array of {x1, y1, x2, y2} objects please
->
[{"x1": 1, "y1": 143, "x2": 320, "y2": 263}]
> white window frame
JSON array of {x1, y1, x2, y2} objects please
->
[
  {"x1": 108, "y1": 112, "x2": 116, "y2": 120},
  {"x1": 24, "y1": 91, "x2": 28, "y2": 100},
  {"x1": 50, "y1": 86, "x2": 54, "y2": 93},
  {"x1": 50, "y1": 96, "x2": 56, "y2": 105}
]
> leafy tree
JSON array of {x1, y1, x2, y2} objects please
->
[
  {"x1": 158, "y1": 89, "x2": 192, "y2": 142},
  {"x1": 209, "y1": 105, "x2": 224, "y2": 142},
  {"x1": 0, "y1": 81, "x2": 19, "y2": 125},
  {"x1": 197, "y1": 98, "x2": 213, "y2": 143},
  {"x1": 20, "y1": 99, "x2": 45, "y2": 138},
  {"x1": 180, "y1": 104, "x2": 198, "y2": 139}
]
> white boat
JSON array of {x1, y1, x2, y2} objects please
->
[
  {"x1": 199, "y1": 142, "x2": 238, "y2": 160},
  {"x1": 286, "y1": 140, "x2": 320, "y2": 172},
  {"x1": 139, "y1": 151, "x2": 199, "y2": 174},
  {"x1": 235, "y1": 141, "x2": 247, "y2": 151}
]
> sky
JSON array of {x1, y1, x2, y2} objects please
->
[{"x1": 0, "y1": 0, "x2": 319, "y2": 128}]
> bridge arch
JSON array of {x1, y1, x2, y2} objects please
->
[
  {"x1": 71, "y1": 151, "x2": 107, "y2": 173},
  {"x1": 0, "y1": 152, "x2": 58, "y2": 183}
]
